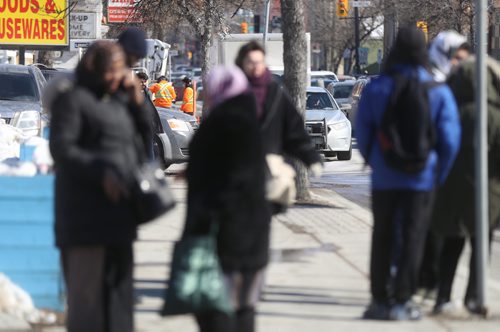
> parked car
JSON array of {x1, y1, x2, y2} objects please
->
[
  {"x1": 32, "y1": 64, "x2": 73, "y2": 83},
  {"x1": 310, "y1": 70, "x2": 339, "y2": 83},
  {"x1": 154, "y1": 107, "x2": 198, "y2": 168},
  {"x1": 305, "y1": 86, "x2": 352, "y2": 160},
  {"x1": 326, "y1": 80, "x2": 356, "y2": 111},
  {"x1": 348, "y1": 78, "x2": 370, "y2": 132},
  {"x1": 0, "y1": 64, "x2": 46, "y2": 137}
]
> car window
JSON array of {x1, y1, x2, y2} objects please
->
[
  {"x1": 0, "y1": 72, "x2": 39, "y2": 102},
  {"x1": 333, "y1": 85, "x2": 355, "y2": 99},
  {"x1": 306, "y1": 92, "x2": 336, "y2": 110}
]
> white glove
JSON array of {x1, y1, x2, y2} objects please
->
[{"x1": 309, "y1": 162, "x2": 323, "y2": 178}]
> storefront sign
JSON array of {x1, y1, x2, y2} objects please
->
[{"x1": 0, "y1": 0, "x2": 69, "y2": 47}]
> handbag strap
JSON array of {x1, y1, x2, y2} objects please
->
[{"x1": 261, "y1": 84, "x2": 283, "y2": 131}]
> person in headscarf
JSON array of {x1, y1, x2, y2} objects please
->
[
  {"x1": 428, "y1": 30, "x2": 471, "y2": 82},
  {"x1": 182, "y1": 65, "x2": 271, "y2": 332},
  {"x1": 417, "y1": 30, "x2": 471, "y2": 304},
  {"x1": 356, "y1": 26, "x2": 461, "y2": 320},
  {"x1": 431, "y1": 57, "x2": 500, "y2": 315}
]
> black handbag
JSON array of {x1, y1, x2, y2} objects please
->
[{"x1": 134, "y1": 161, "x2": 176, "y2": 225}]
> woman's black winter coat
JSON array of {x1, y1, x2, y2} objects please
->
[
  {"x1": 260, "y1": 80, "x2": 321, "y2": 166},
  {"x1": 184, "y1": 93, "x2": 272, "y2": 271},
  {"x1": 50, "y1": 86, "x2": 148, "y2": 248}
]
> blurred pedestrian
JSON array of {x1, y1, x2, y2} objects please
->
[
  {"x1": 235, "y1": 41, "x2": 322, "y2": 212},
  {"x1": 418, "y1": 30, "x2": 471, "y2": 303},
  {"x1": 356, "y1": 26, "x2": 461, "y2": 320},
  {"x1": 136, "y1": 72, "x2": 150, "y2": 91},
  {"x1": 428, "y1": 31, "x2": 471, "y2": 82},
  {"x1": 149, "y1": 75, "x2": 176, "y2": 108},
  {"x1": 180, "y1": 76, "x2": 195, "y2": 115},
  {"x1": 431, "y1": 57, "x2": 500, "y2": 315},
  {"x1": 49, "y1": 41, "x2": 148, "y2": 332},
  {"x1": 182, "y1": 65, "x2": 271, "y2": 332},
  {"x1": 117, "y1": 27, "x2": 162, "y2": 161}
]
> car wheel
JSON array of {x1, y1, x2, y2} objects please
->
[
  {"x1": 153, "y1": 136, "x2": 168, "y2": 169},
  {"x1": 337, "y1": 144, "x2": 352, "y2": 161},
  {"x1": 323, "y1": 151, "x2": 336, "y2": 158}
]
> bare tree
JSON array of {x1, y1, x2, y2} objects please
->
[
  {"x1": 134, "y1": 0, "x2": 263, "y2": 76},
  {"x1": 280, "y1": 0, "x2": 311, "y2": 201}
]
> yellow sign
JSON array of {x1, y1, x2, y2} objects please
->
[{"x1": 0, "y1": 0, "x2": 69, "y2": 47}]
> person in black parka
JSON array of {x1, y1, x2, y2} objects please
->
[
  {"x1": 235, "y1": 41, "x2": 323, "y2": 213},
  {"x1": 183, "y1": 66, "x2": 271, "y2": 332},
  {"x1": 49, "y1": 41, "x2": 148, "y2": 332}
]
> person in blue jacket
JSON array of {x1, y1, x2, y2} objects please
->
[{"x1": 356, "y1": 26, "x2": 461, "y2": 321}]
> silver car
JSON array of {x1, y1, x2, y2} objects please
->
[
  {"x1": 0, "y1": 64, "x2": 46, "y2": 137},
  {"x1": 154, "y1": 107, "x2": 198, "y2": 168},
  {"x1": 305, "y1": 87, "x2": 352, "y2": 160}
]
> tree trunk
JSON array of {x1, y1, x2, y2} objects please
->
[
  {"x1": 200, "y1": 32, "x2": 212, "y2": 79},
  {"x1": 280, "y1": 0, "x2": 310, "y2": 201}
]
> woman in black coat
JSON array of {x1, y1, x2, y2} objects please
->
[
  {"x1": 49, "y1": 41, "x2": 148, "y2": 332},
  {"x1": 235, "y1": 41, "x2": 322, "y2": 178},
  {"x1": 183, "y1": 66, "x2": 271, "y2": 332}
]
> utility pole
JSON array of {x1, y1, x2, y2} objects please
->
[
  {"x1": 354, "y1": 7, "x2": 361, "y2": 74},
  {"x1": 18, "y1": 47, "x2": 25, "y2": 65},
  {"x1": 383, "y1": 0, "x2": 396, "y2": 61},
  {"x1": 474, "y1": 0, "x2": 489, "y2": 316},
  {"x1": 263, "y1": 0, "x2": 271, "y2": 50}
]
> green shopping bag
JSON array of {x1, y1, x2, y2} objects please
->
[{"x1": 160, "y1": 232, "x2": 233, "y2": 316}]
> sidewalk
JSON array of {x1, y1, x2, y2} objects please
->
[
  {"x1": 3, "y1": 179, "x2": 499, "y2": 331},
  {"x1": 133, "y1": 180, "x2": 500, "y2": 332}
]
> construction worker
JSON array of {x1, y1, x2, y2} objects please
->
[
  {"x1": 180, "y1": 76, "x2": 195, "y2": 115},
  {"x1": 149, "y1": 76, "x2": 176, "y2": 108}
]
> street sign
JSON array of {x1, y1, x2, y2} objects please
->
[
  {"x1": 70, "y1": 13, "x2": 97, "y2": 39},
  {"x1": 108, "y1": 0, "x2": 141, "y2": 23},
  {"x1": 169, "y1": 50, "x2": 179, "y2": 56},
  {"x1": 70, "y1": 39, "x2": 92, "y2": 51},
  {"x1": 358, "y1": 47, "x2": 369, "y2": 66},
  {"x1": 0, "y1": 0, "x2": 69, "y2": 47},
  {"x1": 352, "y1": 1, "x2": 372, "y2": 7}
]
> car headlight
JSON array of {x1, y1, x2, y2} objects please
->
[
  {"x1": 12, "y1": 110, "x2": 41, "y2": 136},
  {"x1": 331, "y1": 121, "x2": 348, "y2": 131},
  {"x1": 167, "y1": 118, "x2": 191, "y2": 132}
]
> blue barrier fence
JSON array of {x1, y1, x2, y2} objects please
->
[{"x1": 0, "y1": 175, "x2": 65, "y2": 311}]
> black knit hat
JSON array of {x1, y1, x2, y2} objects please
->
[{"x1": 117, "y1": 27, "x2": 147, "y2": 59}]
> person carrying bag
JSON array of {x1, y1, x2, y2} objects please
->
[{"x1": 161, "y1": 66, "x2": 271, "y2": 332}]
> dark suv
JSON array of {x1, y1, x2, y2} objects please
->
[{"x1": 0, "y1": 64, "x2": 46, "y2": 136}]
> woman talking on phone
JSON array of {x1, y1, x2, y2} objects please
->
[{"x1": 49, "y1": 41, "x2": 148, "y2": 332}]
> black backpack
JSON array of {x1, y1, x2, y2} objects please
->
[{"x1": 377, "y1": 72, "x2": 439, "y2": 173}]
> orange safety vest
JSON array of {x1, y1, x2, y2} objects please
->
[
  {"x1": 150, "y1": 81, "x2": 176, "y2": 108},
  {"x1": 180, "y1": 87, "x2": 194, "y2": 114}
]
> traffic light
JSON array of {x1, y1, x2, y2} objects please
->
[
  {"x1": 416, "y1": 21, "x2": 428, "y2": 41},
  {"x1": 337, "y1": 0, "x2": 349, "y2": 17},
  {"x1": 416, "y1": 21, "x2": 428, "y2": 33},
  {"x1": 241, "y1": 22, "x2": 248, "y2": 34}
]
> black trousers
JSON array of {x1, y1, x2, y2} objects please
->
[
  {"x1": 61, "y1": 245, "x2": 134, "y2": 332},
  {"x1": 436, "y1": 234, "x2": 493, "y2": 305},
  {"x1": 419, "y1": 230, "x2": 443, "y2": 290},
  {"x1": 370, "y1": 190, "x2": 435, "y2": 304}
]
